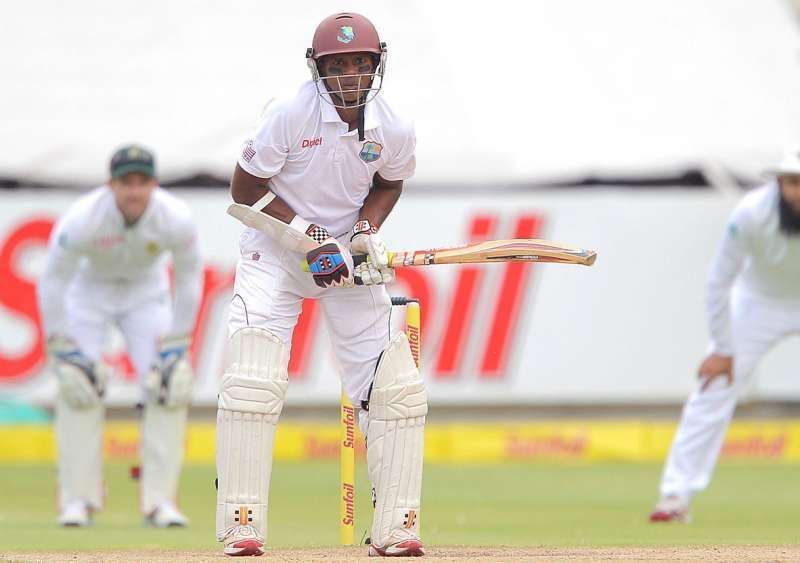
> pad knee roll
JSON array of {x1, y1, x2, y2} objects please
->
[
  {"x1": 367, "y1": 332, "x2": 428, "y2": 547},
  {"x1": 218, "y1": 327, "x2": 289, "y2": 417},
  {"x1": 216, "y1": 327, "x2": 289, "y2": 541}
]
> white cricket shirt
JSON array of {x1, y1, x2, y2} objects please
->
[
  {"x1": 38, "y1": 186, "x2": 203, "y2": 337},
  {"x1": 707, "y1": 181, "x2": 800, "y2": 354},
  {"x1": 237, "y1": 80, "x2": 416, "y2": 240}
]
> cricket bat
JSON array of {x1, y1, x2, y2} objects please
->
[{"x1": 357, "y1": 238, "x2": 597, "y2": 268}]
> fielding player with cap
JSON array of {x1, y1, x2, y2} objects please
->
[
  {"x1": 217, "y1": 12, "x2": 425, "y2": 557},
  {"x1": 38, "y1": 144, "x2": 203, "y2": 527},
  {"x1": 650, "y1": 148, "x2": 800, "y2": 523}
]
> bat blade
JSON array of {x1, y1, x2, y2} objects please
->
[
  {"x1": 345, "y1": 238, "x2": 597, "y2": 270},
  {"x1": 387, "y1": 239, "x2": 597, "y2": 267}
]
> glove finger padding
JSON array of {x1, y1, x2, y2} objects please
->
[
  {"x1": 380, "y1": 266, "x2": 396, "y2": 284},
  {"x1": 351, "y1": 222, "x2": 393, "y2": 286},
  {"x1": 354, "y1": 259, "x2": 396, "y2": 286},
  {"x1": 306, "y1": 239, "x2": 354, "y2": 288}
]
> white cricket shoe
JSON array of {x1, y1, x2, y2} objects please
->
[
  {"x1": 58, "y1": 500, "x2": 92, "y2": 527},
  {"x1": 147, "y1": 502, "x2": 189, "y2": 528},
  {"x1": 649, "y1": 495, "x2": 691, "y2": 523},
  {"x1": 368, "y1": 530, "x2": 425, "y2": 557},
  {"x1": 221, "y1": 524, "x2": 265, "y2": 557}
]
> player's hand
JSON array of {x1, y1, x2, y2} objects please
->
[
  {"x1": 48, "y1": 335, "x2": 106, "y2": 408},
  {"x1": 145, "y1": 334, "x2": 193, "y2": 408},
  {"x1": 698, "y1": 353, "x2": 733, "y2": 392},
  {"x1": 305, "y1": 225, "x2": 354, "y2": 288},
  {"x1": 350, "y1": 219, "x2": 394, "y2": 285}
]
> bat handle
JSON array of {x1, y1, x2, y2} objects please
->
[
  {"x1": 301, "y1": 252, "x2": 396, "y2": 280},
  {"x1": 352, "y1": 251, "x2": 396, "y2": 268},
  {"x1": 301, "y1": 253, "x2": 373, "y2": 271}
]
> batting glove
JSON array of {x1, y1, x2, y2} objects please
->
[
  {"x1": 305, "y1": 224, "x2": 355, "y2": 288},
  {"x1": 350, "y1": 219, "x2": 394, "y2": 286}
]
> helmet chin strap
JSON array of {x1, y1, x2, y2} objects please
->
[
  {"x1": 358, "y1": 105, "x2": 365, "y2": 142},
  {"x1": 322, "y1": 84, "x2": 366, "y2": 140}
]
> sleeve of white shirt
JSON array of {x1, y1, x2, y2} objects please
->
[
  {"x1": 37, "y1": 213, "x2": 87, "y2": 338},
  {"x1": 237, "y1": 100, "x2": 291, "y2": 179},
  {"x1": 168, "y1": 214, "x2": 203, "y2": 336},
  {"x1": 378, "y1": 120, "x2": 416, "y2": 182},
  {"x1": 706, "y1": 203, "x2": 750, "y2": 355}
]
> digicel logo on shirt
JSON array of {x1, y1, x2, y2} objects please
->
[{"x1": 301, "y1": 137, "x2": 323, "y2": 149}]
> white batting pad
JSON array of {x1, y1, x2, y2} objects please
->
[
  {"x1": 367, "y1": 332, "x2": 428, "y2": 548},
  {"x1": 216, "y1": 327, "x2": 289, "y2": 542},
  {"x1": 55, "y1": 394, "x2": 104, "y2": 511},
  {"x1": 141, "y1": 401, "x2": 188, "y2": 515}
]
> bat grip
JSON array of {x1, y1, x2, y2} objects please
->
[
  {"x1": 301, "y1": 253, "x2": 369, "y2": 272},
  {"x1": 301, "y1": 254, "x2": 393, "y2": 286},
  {"x1": 351, "y1": 251, "x2": 396, "y2": 269}
]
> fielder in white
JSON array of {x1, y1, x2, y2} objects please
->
[
  {"x1": 650, "y1": 149, "x2": 800, "y2": 522},
  {"x1": 38, "y1": 145, "x2": 203, "y2": 527},
  {"x1": 216, "y1": 12, "x2": 426, "y2": 557}
]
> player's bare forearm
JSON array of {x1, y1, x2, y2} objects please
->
[
  {"x1": 230, "y1": 163, "x2": 295, "y2": 223},
  {"x1": 358, "y1": 173, "x2": 403, "y2": 229}
]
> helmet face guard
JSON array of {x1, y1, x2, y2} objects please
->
[
  {"x1": 306, "y1": 12, "x2": 387, "y2": 110},
  {"x1": 306, "y1": 45, "x2": 387, "y2": 109}
]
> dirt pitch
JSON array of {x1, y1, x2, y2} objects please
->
[{"x1": 3, "y1": 546, "x2": 800, "y2": 562}]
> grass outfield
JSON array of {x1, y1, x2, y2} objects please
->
[{"x1": 1, "y1": 461, "x2": 799, "y2": 551}]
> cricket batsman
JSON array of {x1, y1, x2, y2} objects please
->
[
  {"x1": 216, "y1": 12, "x2": 426, "y2": 557},
  {"x1": 38, "y1": 145, "x2": 203, "y2": 527},
  {"x1": 650, "y1": 148, "x2": 800, "y2": 522}
]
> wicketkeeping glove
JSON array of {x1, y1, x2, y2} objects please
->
[
  {"x1": 350, "y1": 219, "x2": 395, "y2": 286},
  {"x1": 305, "y1": 224, "x2": 354, "y2": 288},
  {"x1": 48, "y1": 335, "x2": 107, "y2": 409},
  {"x1": 145, "y1": 334, "x2": 193, "y2": 408}
]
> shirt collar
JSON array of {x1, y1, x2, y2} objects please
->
[{"x1": 318, "y1": 87, "x2": 381, "y2": 133}]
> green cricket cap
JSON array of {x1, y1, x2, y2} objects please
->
[{"x1": 110, "y1": 144, "x2": 156, "y2": 179}]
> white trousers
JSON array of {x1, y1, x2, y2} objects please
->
[
  {"x1": 57, "y1": 281, "x2": 181, "y2": 513},
  {"x1": 229, "y1": 242, "x2": 391, "y2": 408},
  {"x1": 66, "y1": 284, "x2": 170, "y2": 375},
  {"x1": 660, "y1": 292, "x2": 800, "y2": 500}
]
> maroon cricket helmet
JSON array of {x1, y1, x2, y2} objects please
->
[
  {"x1": 309, "y1": 12, "x2": 383, "y2": 58},
  {"x1": 305, "y1": 12, "x2": 388, "y2": 110}
]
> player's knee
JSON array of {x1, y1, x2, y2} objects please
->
[
  {"x1": 219, "y1": 327, "x2": 289, "y2": 415},
  {"x1": 367, "y1": 333, "x2": 427, "y2": 421}
]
